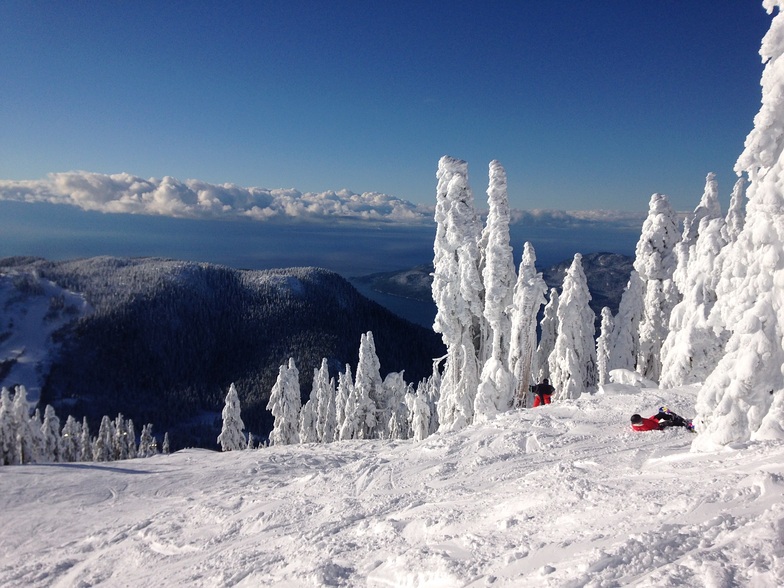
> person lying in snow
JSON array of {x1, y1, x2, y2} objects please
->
[{"x1": 630, "y1": 407, "x2": 694, "y2": 432}]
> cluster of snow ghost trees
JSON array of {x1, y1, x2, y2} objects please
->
[
  {"x1": 432, "y1": 156, "x2": 598, "y2": 432},
  {"x1": 218, "y1": 331, "x2": 441, "y2": 449},
  {"x1": 0, "y1": 385, "x2": 168, "y2": 465}
]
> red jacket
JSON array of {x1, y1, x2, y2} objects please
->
[{"x1": 631, "y1": 416, "x2": 661, "y2": 432}]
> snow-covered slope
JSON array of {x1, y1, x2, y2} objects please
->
[
  {"x1": 1, "y1": 384, "x2": 781, "y2": 587},
  {"x1": 0, "y1": 271, "x2": 91, "y2": 404}
]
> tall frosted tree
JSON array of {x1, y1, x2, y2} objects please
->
[
  {"x1": 475, "y1": 161, "x2": 517, "y2": 420},
  {"x1": 80, "y1": 416, "x2": 93, "y2": 462},
  {"x1": 267, "y1": 359, "x2": 302, "y2": 446},
  {"x1": 335, "y1": 365, "x2": 354, "y2": 441},
  {"x1": 695, "y1": 2, "x2": 784, "y2": 447},
  {"x1": 536, "y1": 289, "x2": 559, "y2": 383},
  {"x1": 634, "y1": 194, "x2": 680, "y2": 382},
  {"x1": 596, "y1": 307, "x2": 614, "y2": 386},
  {"x1": 93, "y1": 415, "x2": 114, "y2": 462},
  {"x1": 509, "y1": 243, "x2": 548, "y2": 408},
  {"x1": 550, "y1": 254, "x2": 596, "y2": 400},
  {"x1": 432, "y1": 156, "x2": 484, "y2": 431},
  {"x1": 298, "y1": 398, "x2": 318, "y2": 443},
  {"x1": 218, "y1": 383, "x2": 247, "y2": 451}
]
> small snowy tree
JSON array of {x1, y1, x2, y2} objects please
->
[
  {"x1": 162, "y1": 432, "x2": 170, "y2": 455},
  {"x1": 0, "y1": 388, "x2": 19, "y2": 465},
  {"x1": 298, "y1": 398, "x2": 318, "y2": 443},
  {"x1": 335, "y1": 365, "x2": 353, "y2": 440},
  {"x1": 596, "y1": 307, "x2": 614, "y2": 386},
  {"x1": 267, "y1": 358, "x2": 301, "y2": 446},
  {"x1": 550, "y1": 254, "x2": 596, "y2": 400},
  {"x1": 93, "y1": 415, "x2": 114, "y2": 462},
  {"x1": 218, "y1": 383, "x2": 246, "y2": 451},
  {"x1": 61, "y1": 415, "x2": 80, "y2": 463},
  {"x1": 41, "y1": 405, "x2": 62, "y2": 463},
  {"x1": 609, "y1": 271, "x2": 644, "y2": 371},
  {"x1": 80, "y1": 417, "x2": 93, "y2": 462},
  {"x1": 138, "y1": 423, "x2": 155, "y2": 458}
]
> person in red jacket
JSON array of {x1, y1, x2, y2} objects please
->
[{"x1": 631, "y1": 409, "x2": 693, "y2": 432}]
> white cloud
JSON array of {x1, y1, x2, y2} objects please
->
[
  {"x1": 0, "y1": 171, "x2": 435, "y2": 224},
  {"x1": 0, "y1": 171, "x2": 649, "y2": 229}
]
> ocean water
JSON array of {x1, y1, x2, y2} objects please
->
[{"x1": 1, "y1": 198, "x2": 640, "y2": 327}]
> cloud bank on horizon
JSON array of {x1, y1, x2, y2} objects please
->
[{"x1": 0, "y1": 171, "x2": 646, "y2": 228}]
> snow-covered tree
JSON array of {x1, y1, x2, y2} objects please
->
[
  {"x1": 267, "y1": 358, "x2": 301, "y2": 446},
  {"x1": 476, "y1": 161, "x2": 518, "y2": 420},
  {"x1": 80, "y1": 417, "x2": 93, "y2": 462},
  {"x1": 354, "y1": 332, "x2": 383, "y2": 438},
  {"x1": 509, "y1": 242, "x2": 548, "y2": 408},
  {"x1": 634, "y1": 194, "x2": 680, "y2": 382},
  {"x1": 384, "y1": 371, "x2": 410, "y2": 440},
  {"x1": 0, "y1": 388, "x2": 19, "y2": 465},
  {"x1": 138, "y1": 423, "x2": 155, "y2": 458},
  {"x1": 609, "y1": 271, "x2": 644, "y2": 371},
  {"x1": 660, "y1": 184, "x2": 728, "y2": 388},
  {"x1": 12, "y1": 387, "x2": 34, "y2": 464},
  {"x1": 61, "y1": 415, "x2": 80, "y2": 463},
  {"x1": 126, "y1": 419, "x2": 137, "y2": 459},
  {"x1": 218, "y1": 383, "x2": 247, "y2": 451},
  {"x1": 162, "y1": 432, "x2": 170, "y2": 455},
  {"x1": 596, "y1": 307, "x2": 614, "y2": 386},
  {"x1": 335, "y1": 365, "x2": 353, "y2": 441},
  {"x1": 41, "y1": 405, "x2": 62, "y2": 462},
  {"x1": 694, "y1": 3, "x2": 784, "y2": 447},
  {"x1": 93, "y1": 415, "x2": 114, "y2": 462},
  {"x1": 722, "y1": 176, "x2": 748, "y2": 244},
  {"x1": 299, "y1": 398, "x2": 318, "y2": 443},
  {"x1": 409, "y1": 382, "x2": 433, "y2": 442},
  {"x1": 478, "y1": 160, "x2": 516, "y2": 369},
  {"x1": 549, "y1": 254, "x2": 596, "y2": 400},
  {"x1": 432, "y1": 156, "x2": 484, "y2": 431},
  {"x1": 313, "y1": 359, "x2": 336, "y2": 443},
  {"x1": 536, "y1": 289, "x2": 559, "y2": 383}
]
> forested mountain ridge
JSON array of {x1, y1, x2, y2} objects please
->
[{"x1": 0, "y1": 256, "x2": 445, "y2": 449}]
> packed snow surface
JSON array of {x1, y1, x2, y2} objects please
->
[{"x1": 1, "y1": 385, "x2": 782, "y2": 587}]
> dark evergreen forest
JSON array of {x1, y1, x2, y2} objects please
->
[{"x1": 1, "y1": 257, "x2": 445, "y2": 450}]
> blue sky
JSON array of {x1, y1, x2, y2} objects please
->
[{"x1": 0, "y1": 1, "x2": 772, "y2": 212}]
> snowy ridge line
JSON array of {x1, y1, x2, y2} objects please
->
[{"x1": 1, "y1": 384, "x2": 781, "y2": 586}]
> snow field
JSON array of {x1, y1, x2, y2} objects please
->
[{"x1": 1, "y1": 385, "x2": 782, "y2": 587}]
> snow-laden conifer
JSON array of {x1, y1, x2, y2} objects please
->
[
  {"x1": 0, "y1": 388, "x2": 19, "y2": 465},
  {"x1": 11, "y1": 387, "x2": 34, "y2": 465},
  {"x1": 41, "y1": 405, "x2": 62, "y2": 463},
  {"x1": 383, "y1": 371, "x2": 410, "y2": 440},
  {"x1": 509, "y1": 242, "x2": 547, "y2": 408},
  {"x1": 61, "y1": 415, "x2": 80, "y2": 463},
  {"x1": 335, "y1": 365, "x2": 354, "y2": 441},
  {"x1": 660, "y1": 211, "x2": 728, "y2": 388},
  {"x1": 596, "y1": 307, "x2": 614, "y2": 386},
  {"x1": 536, "y1": 289, "x2": 559, "y2": 383},
  {"x1": 633, "y1": 194, "x2": 680, "y2": 382},
  {"x1": 695, "y1": 3, "x2": 784, "y2": 447},
  {"x1": 409, "y1": 382, "x2": 432, "y2": 442},
  {"x1": 313, "y1": 359, "x2": 336, "y2": 443},
  {"x1": 162, "y1": 432, "x2": 170, "y2": 455},
  {"x1": 29, "y1": 408, "x2": 45, "y2": 464},
  {"x1": 432, "y1": 156, "x2": 483, "y2": 431},
  {"x1": 549, "y1": 254, "x2": 596, "y2": 399},
  {"x1": 721, "y1": 177, "x2": 748, "y2": 246},
  {"x1": 218, "y1": 383, "x2": 247, "y2": 451},
  {"x1": 94, "y1": 415, "x2": 114, "y2": 461},
  {"x1": 267, "y1": 359, "x2": 301, "y2": 446},
  {"x1": 299, "y1": 399, "x2": 318, "y2": 443},
  {"x1": 354, "y1": 332, "x2": 383, "y2": 438},
  {"x1": 138, "y1": 423, "x2": 155, "y2": 458},
  {"x1": 609, "y1": 271, "x2": 644, "y2": 371},
  {"x1": 80, "y1": 417, "x2": 93, "y2": 462}
]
